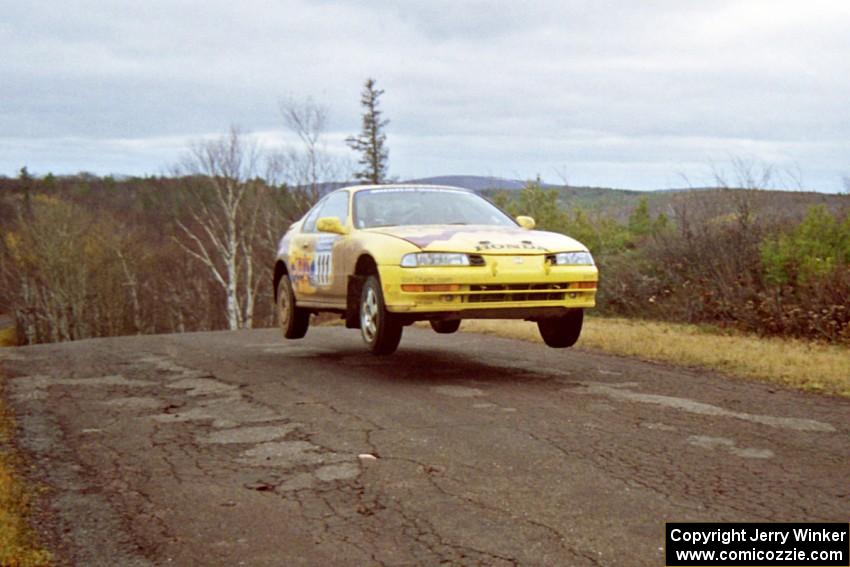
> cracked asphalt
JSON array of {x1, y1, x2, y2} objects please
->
[{"x1": 1, "y1": 327, "x2": 848, "y2": 566}]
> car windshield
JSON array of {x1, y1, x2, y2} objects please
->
[{"x1": 353, "y1": 188, "x2": 516, "y2": 229}]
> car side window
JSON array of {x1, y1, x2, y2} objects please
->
[
  {"x1": 301, "y1": 200, "x2": 325, "y2": 233},
  {"x1": 317, "y1": 191, "x2": 349, "y2": 224}
]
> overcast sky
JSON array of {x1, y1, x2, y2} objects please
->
[{"x1": 2, "y1": 0, "x2": 849, "y2": 191}]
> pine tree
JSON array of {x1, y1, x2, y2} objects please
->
[
  {"x1": 346, "y1": 78, "x2": 389, "y2": 184},
  {"x1": 628, "y1": 196, "x2": 652, "y2": 237},
  {"x1": 19, "y1": 166, "x2": 33, "y2": 215}
]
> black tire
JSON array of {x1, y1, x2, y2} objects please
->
[
  {"x1": 537, "y1": 309, "x2": 583, "y2": 348},
  {"x1": 360, "y1": 275, "x2": 403, "y2": 355},
  {"x1": 277, "y1": 275, "x2": 310, "y2": 339},
  {"x1": 430, "y1": 319, "x2": 461, "y2": 334}
]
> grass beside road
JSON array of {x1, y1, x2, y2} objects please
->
[
  {"x1": 0, "y1": 328, "x2": 15, "y2": 347},
  {"x1": 462, "y1": 317, "x2": 850, "y2": 397},
  {"x1": 0, "y1": 370, "x2": 51, "y2": 566}
]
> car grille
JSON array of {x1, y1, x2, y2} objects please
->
[{"x1": 466, "y1": 282, "x2": 570, "y2": 303}]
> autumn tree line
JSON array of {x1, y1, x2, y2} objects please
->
[
  {"x1": 3, "y1": 165, "x2": 848, "y2": 347},
  {"x1": 1, "y1": 163, "x2": 289, "y2": 343}
]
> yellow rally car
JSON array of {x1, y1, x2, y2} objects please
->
[{"x1": 274, "y1": 184, "x2": 598, "y2": 355}]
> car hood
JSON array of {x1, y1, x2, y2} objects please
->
[{"x1": 366, "y1": 225, "x2": 587, "y2": 254}]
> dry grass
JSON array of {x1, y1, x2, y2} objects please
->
[
  {"x1": 0, "y1": 327, "x2": 16, "y2": 348},
  {"x1": 0, "y1": 373, "x2": 51, "y2": 566},
  {"x1": 462, "y1": 317, "x2": 850, "y2": 397}
]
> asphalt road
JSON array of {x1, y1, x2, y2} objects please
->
[{"x1": 1, "y1": 327, "x2": 848, "y2": 566}]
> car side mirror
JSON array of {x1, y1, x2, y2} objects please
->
[
  {"x1": 316, "y1": 216, "x2": 348, "y2": 235},
  {"x1": 516, "y1": 216, "x2": 536, "y2": 230}
]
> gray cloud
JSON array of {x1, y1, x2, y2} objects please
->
[{"x1": 1, "y1": 0, "x2": 848, "y2": 191}]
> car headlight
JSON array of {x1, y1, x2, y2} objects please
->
[
  {"x1": 401, "y1": 253, "x2": 470, "y2": 267},
  {"x1": 553, "y1": 251, "x2": 595, "y2": 266}
]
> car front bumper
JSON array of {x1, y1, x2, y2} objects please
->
[{"x1": 378, "y1": 256, "x2": 598, "y2": 316}]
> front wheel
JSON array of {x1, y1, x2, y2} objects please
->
[
  {"x1": 537, "y1": 309, "x2": 583, "y2": 348},
  {"x1": 277, "y1": 275, "x2": 310, "y2": 339},
  {"x1": 360, "y1": 275, "x2": 403, "y2": 355}
]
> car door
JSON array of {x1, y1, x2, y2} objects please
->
[
  {"x1": 290, "y1": 191, "x2": 350, "y2": 307},
  {"x1": 310, "y1": 190, "x2": 350, "y2": 306},
  {"x1": 288, "y1": 200, "x2": 324, "y2": 300}
]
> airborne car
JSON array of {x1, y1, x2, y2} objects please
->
[{"x1": 274, "y1": 185, "x2": 598, "y2": 355}]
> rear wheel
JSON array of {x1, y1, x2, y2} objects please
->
[
  {"x1": 537, "y1": 309, "x2": 583, "y2": 348},
  {"x1": 277, "y1": 275, "x2": 310, "y2": 339},
  {"x1": 360, "y1": 275, "x2": 403, "y2": 355},
  {"x1": 430, "y1": 319, "x2": 461, "y2": 334}
]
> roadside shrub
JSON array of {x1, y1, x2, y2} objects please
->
[
  {"x1": 599, "y1": 200, "x2": 850, "y2": 344},
  {"x1": 761, "y1": 205, "x2": 850, "y2": 286}
]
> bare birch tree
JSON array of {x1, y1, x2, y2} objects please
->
[
  {"x1": 280, "y1": 96, "x2": 327, "y2": 202},
  {"x1": 275, "y1": 96, "x2": 347, "y2": 217},
  {"x1": 174, "y1": 127, "x2": 267, "y2": 330}
]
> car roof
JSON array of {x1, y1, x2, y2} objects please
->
[{"x1": 333, "y1": 184, "x2": 472, "y2": 195}]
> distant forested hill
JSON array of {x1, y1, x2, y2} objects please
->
[{"x1": 407, "y1": 175, "x2": 848, "y2": 223}]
